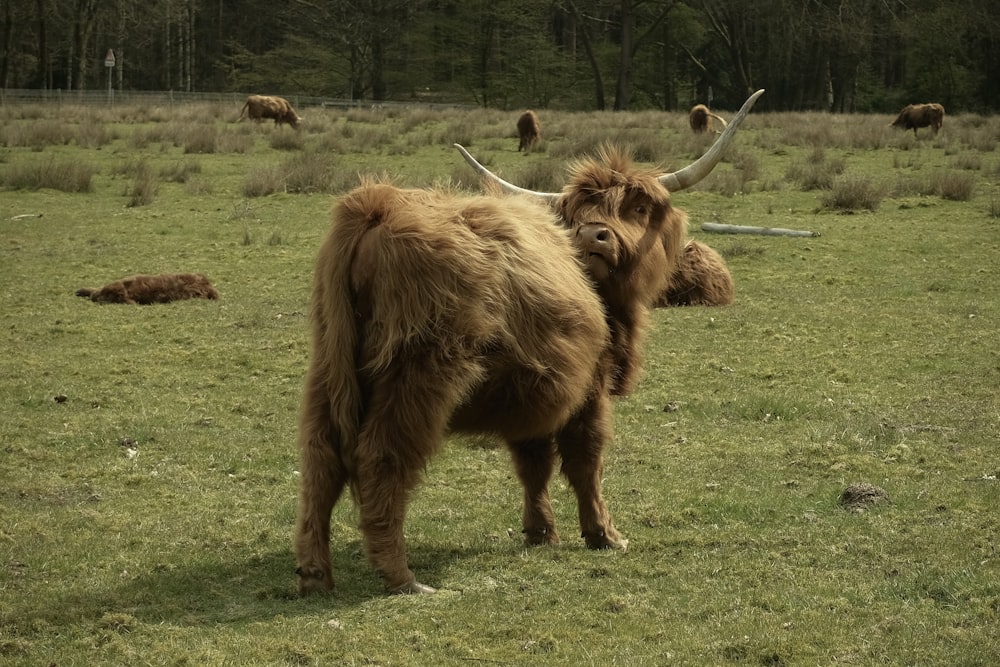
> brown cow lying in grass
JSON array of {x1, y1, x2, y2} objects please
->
[
  {"x1": 294, "y1": 91, "x2": 764, "y2": 596},
  {"x1": 656, "y1": 240, "x2": 734, "y2": 307},
  {"x1": 76, "y1": 273, "x2": 219, "y2": 304}
]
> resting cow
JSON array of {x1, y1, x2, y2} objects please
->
[
  {"x1": 294, "y1": 91, "x2": 765, "y2": 596},
  {"x1": 517, "y1": 110, "x2": 541, "y2": 151},
  {"x1": 239, "y1": 94, "x2": 302, "y2": 128},
  {"x1": 890, "y1": 103, "x2": 944, "y2": 136},
  {"x1": 75, "y1": 273, "x2": 219, "y2": 305},
  {"x1": 656, "y1": 240, "x2": 734, "y2": 307}
]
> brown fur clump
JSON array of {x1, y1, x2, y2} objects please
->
[
  {"x1": 656, "y1": 240, "x2": 734, "y2": 307},
  {"x1": 890, "y1": 103, "x2": 944, "y2": 136},
  {"x1": 76, "y1": 273, "x2": 219, "y2": 304},
  {"x1": 295, "y1": 147, "x2": 682, "y2": 596},
  {"x1": 517, "y1": 110, "x2": 541, "y2": 151}
]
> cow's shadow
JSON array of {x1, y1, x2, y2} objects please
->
[{"x1": 35, "y1": 541, "x2": 478, "y2": 627}]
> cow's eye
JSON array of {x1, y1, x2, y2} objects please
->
[{"x1": 634, "y1": 204, "x2": 648, "y2": 216}]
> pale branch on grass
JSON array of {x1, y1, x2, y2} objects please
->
[{"x1": 701, "y1": 222, "x2": 819, "y2": 237}]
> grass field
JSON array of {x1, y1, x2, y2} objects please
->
[{"x1": 1, "y1": 101, "x2": 998, "y2": 665}]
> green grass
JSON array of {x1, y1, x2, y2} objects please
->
[{"x1": 1, "y1": 103, "x2": 999, "y2": 665}]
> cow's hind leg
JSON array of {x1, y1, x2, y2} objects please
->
[
  {"x1": 508, "y1": 438, "x2": 560, "y2": 545},
  {"x1": 556, "y1": 395, "x2": 627, "y2": 551},
  {"x1": 355, "y1": 356, "x2": 479, "y2": 594},
  {"x1": 295, "y1": 371, "x2": 349, "y2": 595}
]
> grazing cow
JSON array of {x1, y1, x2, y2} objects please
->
[
  {"x1": 656, "y1": 240, "x2": 734, "y2": 307},
  {"x1": 239, "y1": 94, "x2": 302, "y2": 128},
  {"x1": 890, "y1": 103, "x2": 944, "y2": 136},
  {"x1": 689, "y1": 104, "x2": 728, "y2": 134},
  {"x1": 294, "y1": 91, "x2": 764, "y2": 596},
  {"x1": 75, "y1": 273, "x2": 219, "y2": 304},
  {"x1": 517, "y1": 110, "x2": 541, "y2": 151}
]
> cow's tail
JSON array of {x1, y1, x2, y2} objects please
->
[
  {"x1": 75, "y1": 287, "x2": 96, "y2": 299},
  {"x1": 238, "y1": 99, "x2": 249, "y2": 121}
]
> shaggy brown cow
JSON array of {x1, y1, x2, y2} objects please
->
[
  {"x1": 890, "y1": 103, "x2": 944, "y2": 136},
  {"x1": 655, "y1": 240, "x2": 734, "y2": 307},
  {"x1": 75, "y1": 273, "x2": 219, "y2": 304},
  {"x1": 689, "y1": 104, "x2": 728, "y2": 134},
  {"x1": 517, "y1": 110, "x2": 541, "y2": 151},
  {"x1": 239, "y1": 94, "x2": 302, "y2": 128},
  {"x1": 294, "y1": 91, "x2": 764, "y2": 596}
]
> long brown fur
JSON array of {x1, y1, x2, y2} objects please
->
[
  {"x1": 689, "y1": 104, "x2": 728, "y2": 134},
  {"x1": 890, "y1": 103, "x2": 944, "y2": 136},
  {"x1": 656, "y1": 240, "x2": 734, "y2": 307},
  {"x1": 517, "y1": 110, "x2": 541, "y2": 151},
  {"x1": 75, "y1": 273, "x2": 219, "y2": 304},
  {"x1": 239, "y1": 94, "x2": 302, "y2": 128},
  {"x1": 296, "y1": 147, "x2": 683, "y2": 596}
]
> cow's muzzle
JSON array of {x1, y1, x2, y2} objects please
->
[{"x1": 575, "y1": 223, "x2": 617, "y2": 280}]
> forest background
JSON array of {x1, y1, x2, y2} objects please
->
[{"x1": 2, "y1": 0, "x2": 1000, "y2": 114}]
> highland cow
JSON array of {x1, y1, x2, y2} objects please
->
[
  {"x1": 517, "y1": 110, "x2": 541, "y2": 151},
  {"x1": 890, "y1": 103, "x2": 944, "y2": 136},
  {"x1": 294, "y1": 91, "x2": 765, "y2": 596},
  {"x1": 656, "y1": 240, "x2": 734, "y2": 307},
  {"x1": 75, "y1": 273, "x2": 219, "y2": 304},
  {"x1": 689, "y1": 104, "x2": 728, "y2": 134},
  {"x1": 239, "y1": 94, "x2": 302, "y2": 128}
]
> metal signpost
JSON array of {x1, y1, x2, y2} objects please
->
[{"x1": 105, "y1": 49, "x2": 116, "y2": 105}]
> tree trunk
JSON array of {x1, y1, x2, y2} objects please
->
[
  {"x1": 570, "y1": 1, "x2": 605, "y2": 110},
  {"x1": 613, "y1": 0, "x2": 635, "y2": 110}
]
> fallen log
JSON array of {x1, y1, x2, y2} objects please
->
[{"x1": 701, "y1": 222, "x2": 819, "y2": 237}]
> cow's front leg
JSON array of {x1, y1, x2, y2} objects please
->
[
  {"x1": 509, "y1": 438, "x2": 560, "y2": 545},
  {"x1": 556, "y1": 395, "x2": 627, "y2": 551}
]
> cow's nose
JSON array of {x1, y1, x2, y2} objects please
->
[{"x1": 577, "y1": 223, "x2": 611, "y2": 246}]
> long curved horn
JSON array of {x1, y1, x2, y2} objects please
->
[
  {"x1": 661, "y1": 89, "x2": 765, "y2": 192},
  {"x1": 452, "y1": 144, "x2": 560, "y2": 204}
]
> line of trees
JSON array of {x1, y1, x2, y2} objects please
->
[{"x1": 2, "y1": 0, "x2": 999, "y2": 112}]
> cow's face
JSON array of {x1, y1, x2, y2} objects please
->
[{"x1": 558, "y1": 151, "x2": 682, "y2": 309}]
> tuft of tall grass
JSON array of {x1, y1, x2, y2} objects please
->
[
  {"x1": 931, "y1": 171, "x2": 976, "y2": 201},
  {"x1": 182, "y1": 125, "x2": 218, "y2": 154},
  {"x1": 270, "y1": 131, "x2": 305, "y2": 151},
  {"x1": 125, "y1": 160, "x2": 159, "y2": 207},
  {"x1": 159, "y1": 159, "x2": 202, "y2": 183},
  {"x1": 0, "y1": 158, "x2": 95, "y2": 192},
  {"x1": 820, "y1": 173, "x2": 888, "y2": 212}
]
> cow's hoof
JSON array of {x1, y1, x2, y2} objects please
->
[
  {"x1": 583, "y1": 530, "x2": 628, "y2": 552},
  {"x1": 296, "y1": 566, "x2": 333, "y2": 595},
  {"x1": 389, "y1": 580, "x2": 437, "y2": 595},
  {"x1": 523, "y1": 526, "x2": 559, "y2": 546}
]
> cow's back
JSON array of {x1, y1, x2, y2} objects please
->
[{"x1": 329, "y1": 183, "x2": 608, "y2": 440}]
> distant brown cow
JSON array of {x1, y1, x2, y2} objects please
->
[
  {"x1": 293, "y1": 90, "x2": 764, "y2": 596},
  {"x1": 517, "y1": 110, "x2": 541, "y2": 151},
  {"x1": 890, "y1": 103, "x2": 944, "y2": 136},
  {"x1": 689, "y1": 104, "x2": 728, "y2": 134},
  {"x1": 76, "y1": 273, "x2": 219, "y2": 304},
  {"x1": 656, "y1": 240, "x2": 734, "y2": 307},
  {"x1": 239, "y1": 94, "x2": 302, "y2": 128}
]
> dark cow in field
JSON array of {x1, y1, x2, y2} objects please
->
[
  {"x1": 890, "y1": 103, "x2": 944, "y2": 136},
  {"x1": 517, "y1": 110, "x2": 541, "y2": 151},
  {"x1": 689, "y1": 104, "x2": 728, "y2": 134},
  {"x1": 239, "y1": 94, "x2": 302, "y2": 128},
  {"x1": 294, "y1": 91, "x2": 765, "y2": 596},
  {"x1": 656, "y1": 240, "x2": 734, "y2": 307},
  {"x1": 76, "y1": 273, "x2": 219, "y2": 305}
]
